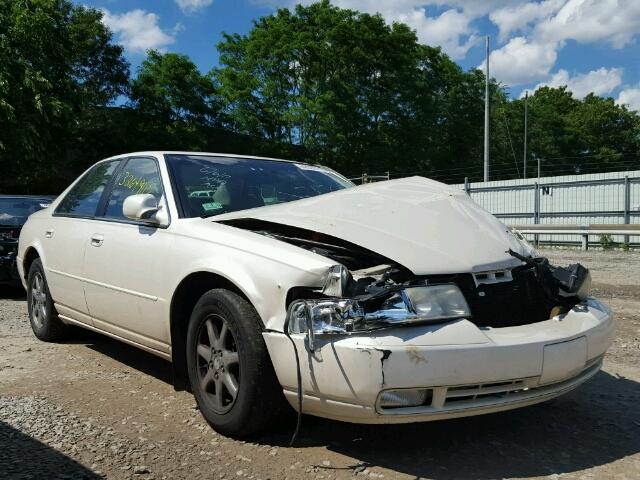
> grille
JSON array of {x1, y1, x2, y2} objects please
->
[
  {"x1": 438, "y1": 356, "x2": 603, "y2": 409},
  {"x1": 0, "y1": 242, "x2": 18, "y2": 255},
  {"x1": 451, "y1": 265, "x2": 555, "y2": 328},
  {"x1": 378, "y1": 356, "x2": 603, "y2": 414},
  {"x1": 0, "y1": 227, "x2": 20, "y2": 239},
  {"x1": 0, "y1": 227, "x2": 20, "y2": 256},
  {"x1": 445, "y1": 379, "x2": 530, "y2": 404}
]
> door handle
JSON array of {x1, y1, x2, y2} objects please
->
[
  {"x1": 90, "y1": 234, "x2": 104, "y2": 247},
  {"x1": 45, "y1": 229, "x2": 54, "y2": 238}
]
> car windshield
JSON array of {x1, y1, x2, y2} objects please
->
[
  {"x1": 166, "y1": 154, "x2": 353, "y2": 218},
  {"x1": 0, "y1": 198, "x2": 50, "y2": 226}
]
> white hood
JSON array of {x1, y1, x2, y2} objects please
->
[{"x1": 213, "y1": 176, "x2": 527, "y2": 275}]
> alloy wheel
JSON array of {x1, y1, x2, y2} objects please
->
[
  {"x1": 196, "y1": 314, "x2": 240, "y2": 414},
  {"x1": 31, "y1": 272, "x2": 47, "y2": 328}
]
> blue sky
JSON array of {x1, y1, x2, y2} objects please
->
[{"x1": 83, "y1": 0, "x2": 640, "y2": 109}]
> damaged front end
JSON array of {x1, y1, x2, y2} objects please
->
[
  {"x1": 286, "y1": 256, "x2": 592, "y2": 347},
  {"x1": 288, "y1": 266, "x2": 472, "y2": 347},
  {"x1": 220, "y1": 219, "x2": 593, "y2": 341}
]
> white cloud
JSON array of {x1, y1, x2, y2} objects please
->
[
  {"x1": 392, "y1": 7, "x2": 477, "y2": 59},
  {"x1": 255, "y1": 0, "x2": 481, "y2": 59},
  {"x1": 527, "y1": 67, "x2": 623, "y2": 98},
  {"x1": 617, "y1": 85, "x2": 640, "y2": 111},
  {"x1": 388, "y1": 0, "x2": 528, "y2": 17},
  {"x1": 479, "y1": 36, "x2": 558, "y2": 86},
  {"x1": 175, "y1": 0, "x2": 214, "y2": 14},
  {"x1": 101, "y1": 9, "x2": 175, "y2": 53},
  {"x1": 255, "y1": 0, "x2": 640, "y2": 91},
  {"x1": 490, "y1": 0, "x2": 564, "y2": 41},
  {"x1": 533, "y1": 0, "x2": 640, "y2": 48}
]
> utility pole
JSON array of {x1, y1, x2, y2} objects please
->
[
  {"x1": 523, "y1": 90, "x2": 528, "y2": 179},
  {"x1": 484, "y1": 36, "x2": 490, "y2": 182}
]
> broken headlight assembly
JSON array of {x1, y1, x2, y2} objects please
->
[{"x1": 287, "y1": 283, "x2": 471, "y2": 346}]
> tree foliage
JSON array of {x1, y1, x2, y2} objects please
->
[
  {"x1": 0, "y1": 0, "x2": 639, "y2": 193},
  {"x1": 129, "y1": 50, "x2": 221, "y2": 149},
  {"x1": 496, "y1": 87, "x2": 640, "y2": 179},
  {"x1": 215, "y1": 1, "x2": 493, "y2": 175},
  {"x1": 0, "y1": 0, "x2": 129, "y2": 191}
]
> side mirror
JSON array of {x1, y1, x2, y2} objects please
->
[{"x1": 123, "y1": 194, "x2": 163, "y2": 224}]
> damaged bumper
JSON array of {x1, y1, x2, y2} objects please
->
[{"x1": 263, "y1": 298, "x2": 614, "y2": 424}]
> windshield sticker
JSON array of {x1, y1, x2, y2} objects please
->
[
  {"x1": 118, "y1": 171, "x2": 151, "y2": 194},
  {"x1": 202, "y1": 202, "x2": 224, "y2": 212}
]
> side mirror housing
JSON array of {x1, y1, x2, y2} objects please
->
[{"x1": 123, "y1": 194, "x2": 165, "y2": 225}]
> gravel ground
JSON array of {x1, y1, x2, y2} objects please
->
[{"x1": 1, "y1": 249, "x2": 639, "y2": 480}]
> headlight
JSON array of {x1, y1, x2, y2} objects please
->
[
  {"x1": 321, "y1": 264, "x2": 351, "y2": 297},
  {"x1": 287, "y1": 284, "x2": 471, "y2": 335}
]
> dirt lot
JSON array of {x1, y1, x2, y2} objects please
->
[{"x1": 1, "y1": 249, "x2": 639, "y2": 480}]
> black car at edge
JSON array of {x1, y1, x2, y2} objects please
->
[{"x1": 0, "y1": 195, "x2": 54, "y2": 287}]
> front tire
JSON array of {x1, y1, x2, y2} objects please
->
[
  {"x1": 27, "y1": 259, "x2": 68, "y2": 341},
  {"x1": 186, "y1": 289, "x2": 288, "y2": 438}
]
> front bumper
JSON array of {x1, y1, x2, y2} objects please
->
[
  {"x1": 0, "y1": 254, "x2": 20, "y2": 286},
  {"x1": 264, "y1": 298, "x2": 614, "y2": 424}
]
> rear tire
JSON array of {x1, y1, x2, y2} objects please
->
[
  {"x1": 27, "y1": 259, "x2": 68, "y2": 341},
  {"x1": 186, "y1": 289, "x2": 288, "y2": 438}
]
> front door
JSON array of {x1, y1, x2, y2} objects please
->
[{"x1": 82, "y1": 157, "x2": 173, "y2": 354}]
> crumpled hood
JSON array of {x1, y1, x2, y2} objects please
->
[{"x1": 212, "y1": 176, "x2": 527, "y2": 275}]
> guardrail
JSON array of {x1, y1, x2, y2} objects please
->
[{"x1": 511, "y1": 224, "x2": 640, "y2": 250}]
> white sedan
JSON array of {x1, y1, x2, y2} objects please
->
[{"x1": 17, "y1": 151, "x2": 614, "y2": 438}]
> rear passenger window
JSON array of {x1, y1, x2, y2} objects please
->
[
  {"x1": 56, "y1": 161, "x2": 119, "y2": 217},
  {"x1": 103, "y1": 157, "x2": 163, "y2": 220}
]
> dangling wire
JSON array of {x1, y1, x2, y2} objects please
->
[
  {"x1": 282, "y1": 314, "x2": 303, "y2": 446},
  {"x1": 501, "y1": 107, "x2": 521, "y2": 178}
]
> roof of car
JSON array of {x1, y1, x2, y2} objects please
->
[{"x1": 102, "y1": 151, "x2": 304, "y2": 164}]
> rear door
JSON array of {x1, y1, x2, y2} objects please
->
[
  {"x1": 45, "y1": 160, "x2": 121, "y2": 322},
  {"x1": 82, "y1": 156, "x2": 173, "y2": 354}
]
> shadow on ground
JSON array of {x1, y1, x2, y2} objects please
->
[
  {"x1": 81, "y1": 334, "x2": 640, "y2": 479},
  {"x1": 86, "y1": 336, "x2": 173, "y2": 385},
  {"x1": 279, "y1": 371, "x2": 640, "y2": 479},
  {"x1": 0, "y1": 285, "x2": 26, "y2": 300},
  {"x1": 0, "y1": 421, "x2": 101, "y2": 479}
]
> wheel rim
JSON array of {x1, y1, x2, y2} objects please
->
[
  {"x1": 196, "y1": 314, "x2": 240, "y2": 414},
  {"x1": 30, "y1": 272, "x2": 47, "y2": 328}
]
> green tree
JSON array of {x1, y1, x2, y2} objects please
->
[
  {"x1": 0, "y1": 0, "x2": 129, "y2": 192},
  {"x1": 499, "y1": 87, "x2": 640, "y2": 179},
  {"x1": 214, "y1": 0, "x2": 491, "y2": 177},
  {"x1": 569, "y1": 93, "x2": 640, "y2": 171},
  {"x1": 129, "y1": 50, "x2": 221, "y2": 150}
]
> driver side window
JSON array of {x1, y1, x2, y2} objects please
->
[{"x1": 103, "y1": 157, "x2": 163, "y2": 221}]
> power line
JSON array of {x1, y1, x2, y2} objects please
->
[
  {"x1": 343, "y1": 152, "x2": 640, "y2": 183},
  {"x1": 499, "y1": 107, "x2": 520, "y2": 178}
]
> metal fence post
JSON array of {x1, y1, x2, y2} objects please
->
[
  {"x1": 624, "y1": 175, "x2": 630, "y2": 245},
  {"x1": 464, "y1": 177, "x2": 470, "y2": 196},
  {"x1": 534, "y1": 182, "x2": 540, "y2": 247}
]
